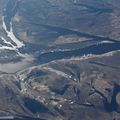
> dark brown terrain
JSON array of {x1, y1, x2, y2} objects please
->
[{"x1": 0, "y1": 0, "x2": 120, "y2": 120}]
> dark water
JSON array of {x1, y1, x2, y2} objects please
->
[
  {"x1": 38, "y1": 42, "x2": 120, "y2": 64},
  {"x1": 32, "y1": 23, "x2": 120, "y2": 64}
]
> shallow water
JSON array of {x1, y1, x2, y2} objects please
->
[{"x1": 0, "y1": 54, "x2": 34, "y2": 73}]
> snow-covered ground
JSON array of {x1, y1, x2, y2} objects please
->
[
  {"x1": 1, "y1": 16, "x2": 24, "y2": 50},
  {"x1": 0, "y1": 16, "x2": 34, "y2": 73}
]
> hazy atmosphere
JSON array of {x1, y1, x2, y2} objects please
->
[{"x1": 0, "y1": 0, "x2": 120, "y2": 120}]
